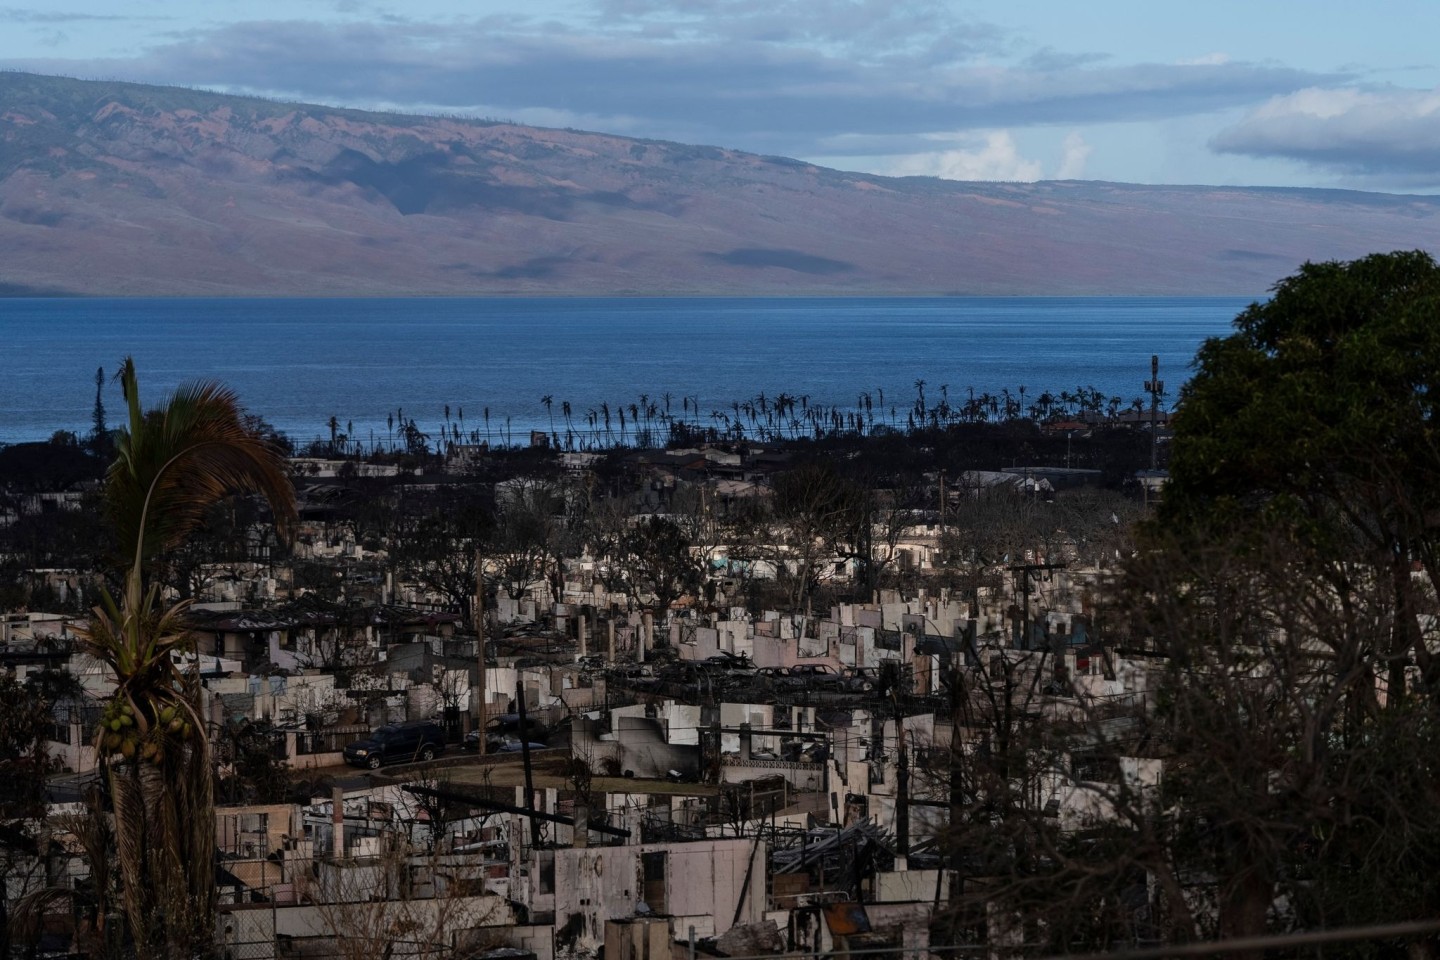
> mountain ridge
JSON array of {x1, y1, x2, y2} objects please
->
[{"x1": 3, "y1": 71, "x2": 1439, "y2": 296}]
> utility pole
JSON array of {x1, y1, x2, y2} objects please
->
[
  {"x1": 893, "y1": 693, "x2": 909, "y2": 860},
  {"x1": 946, "y1": 636, "x2": 968, "y2": 908},
  {"x1": 937, "y1": 470, "x2": 946, "y2": 539},
  {"x1": 1145, "y1": 354, "x2": 1164, "y2": 471},
  {"x1": 474, "y1": 550, "x2": 487, "y2": 756},
  {"x1": 1007, "y1": 561, "x2": 1067, "y2": 650},
  {"x1": 516, "y1": 679, "x2": 542, "y2": 851}
]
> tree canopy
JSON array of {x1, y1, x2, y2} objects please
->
[{"x1": 1162, "y1": 249, "x2": 1440, "y2": 695}]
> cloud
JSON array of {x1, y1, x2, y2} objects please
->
[
  {"x1": 1056, "y1": 131, "x2": 1092, "y2": 179},
  {"x1": 0, "y1": 7, "x2": 166, "y2": 23},
  {"x1": 1176, "y1": 53, "x2": 1230, "y2": 67},
  {"x1": 840, "y1": 128, "x2": 1093, "y2": 182},
  {"x1": 882, "y1": 131, "x2": 1043, "y2": 182},
  {"x1": 0, "y1": 8, "x2": 1345, "y2": 162},
  {"x1": 592, "y1": 0, "x2": 1006, "y2": 63},
  {"x1": 1212, "y1": 86, "x2": 1440, "y2": 184},
  {"x1": 1022, "y1": 47, "x2": 1111, "y2": 72}
]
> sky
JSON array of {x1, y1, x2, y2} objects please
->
[{"x1": 3, "y1": 1, "x2": 1440, "y2": 192}]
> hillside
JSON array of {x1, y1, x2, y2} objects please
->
[{"x1": 3, "y1": 71, "x2": 1439, "y2": 296}]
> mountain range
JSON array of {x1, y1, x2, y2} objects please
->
[{"x1": 3, "y1": 71, "x2": 1439, "y2": 297}]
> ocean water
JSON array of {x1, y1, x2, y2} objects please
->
[{"x1": 0, "y1": 297, "x2": 1251, "y2": 447}]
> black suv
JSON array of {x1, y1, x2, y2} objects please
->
[{"x1": 344, "y1": 721, "x2": 446, "y2": 769}]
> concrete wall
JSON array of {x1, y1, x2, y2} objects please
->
[
  {"x1": 876, "y1": 867, "x2": 951, "y2": 903},
  {"x1": 573, "y1": 707, "x2": 701, "y2": 779},
  {"x1": 218, "y1": 895, "x2": 512, "y2": 959},
  {"x1": 555, "y1": 838, "x2": 766, "y2": 952}
]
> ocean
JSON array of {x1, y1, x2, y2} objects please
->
[{"x1": 0, "y1": 296, "x2": 1251, "y2": 448}]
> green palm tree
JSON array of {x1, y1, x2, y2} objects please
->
[{"x1": 78, "y1": 358, "x2": 296, "y2": 960}]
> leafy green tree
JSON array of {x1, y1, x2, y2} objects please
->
[
  {"x1": 1127, "y1": 252, "x2": 1440, "y2": 951},
  {"x1": 91, "y1": 364, "x2": 111, "y2": 457},
  {"x1": 1163, "y1": 250, "x2": 1440, "y2": 698}
]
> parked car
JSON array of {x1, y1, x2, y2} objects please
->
[
  {"x1": 756, "y1": 666, "x2": 803, "y2": 692},
  {"x1": 788, "y1": 663, "x2": 874, "y2": 693},
  {"x1": 462, "y1": 714, "x2": 549, "y2": 752},
  {"x1": 705, "y1": 651, "x2": 756, "y2": 674},
  {"x1": 786, "y1": 663, "x2": 844, "y2": 689},
  {"x1": 846, "y1": 666, "x2": 894, "y2": 694},
  {"x1": 609, "y1": 662, "x2": 657, "y2": 680},
  {"x1": 842, "y1": 668, "x2": 879, "y2": 693},
  {"x1": 344, "y1": 721, "x2": 446, "y2": 769}
]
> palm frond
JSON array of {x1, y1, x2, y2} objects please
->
[
  {"x1": 11, "y1": 886, "x2": 83, "y2": 946},
  {"x1": 107, "y1": 356, "x2": 297, "y2": 568},
  {"x1": 56, "y1": 794, "x2": 114, "y2": 923}
]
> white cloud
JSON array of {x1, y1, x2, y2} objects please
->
[
  {"x1": 1056, "y1": 130, "x2": 1091, "y2": 178},
  {"x1": 1253, "y1": 86, "x2": 1373, "y2": 121},
  {"x1": 884, "y1": 131, "x2": 1042, "y2": 181},
  {"x1": 1212, "y1": 85, "x2": 1440, "y2": 184},
  {"x1": 1177, "y1": 52, "x2": 1230, "y2": 67}
]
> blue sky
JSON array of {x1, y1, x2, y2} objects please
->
[{"x1": 4, "y1": 0, "x2": 1440, "y2": 191}]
